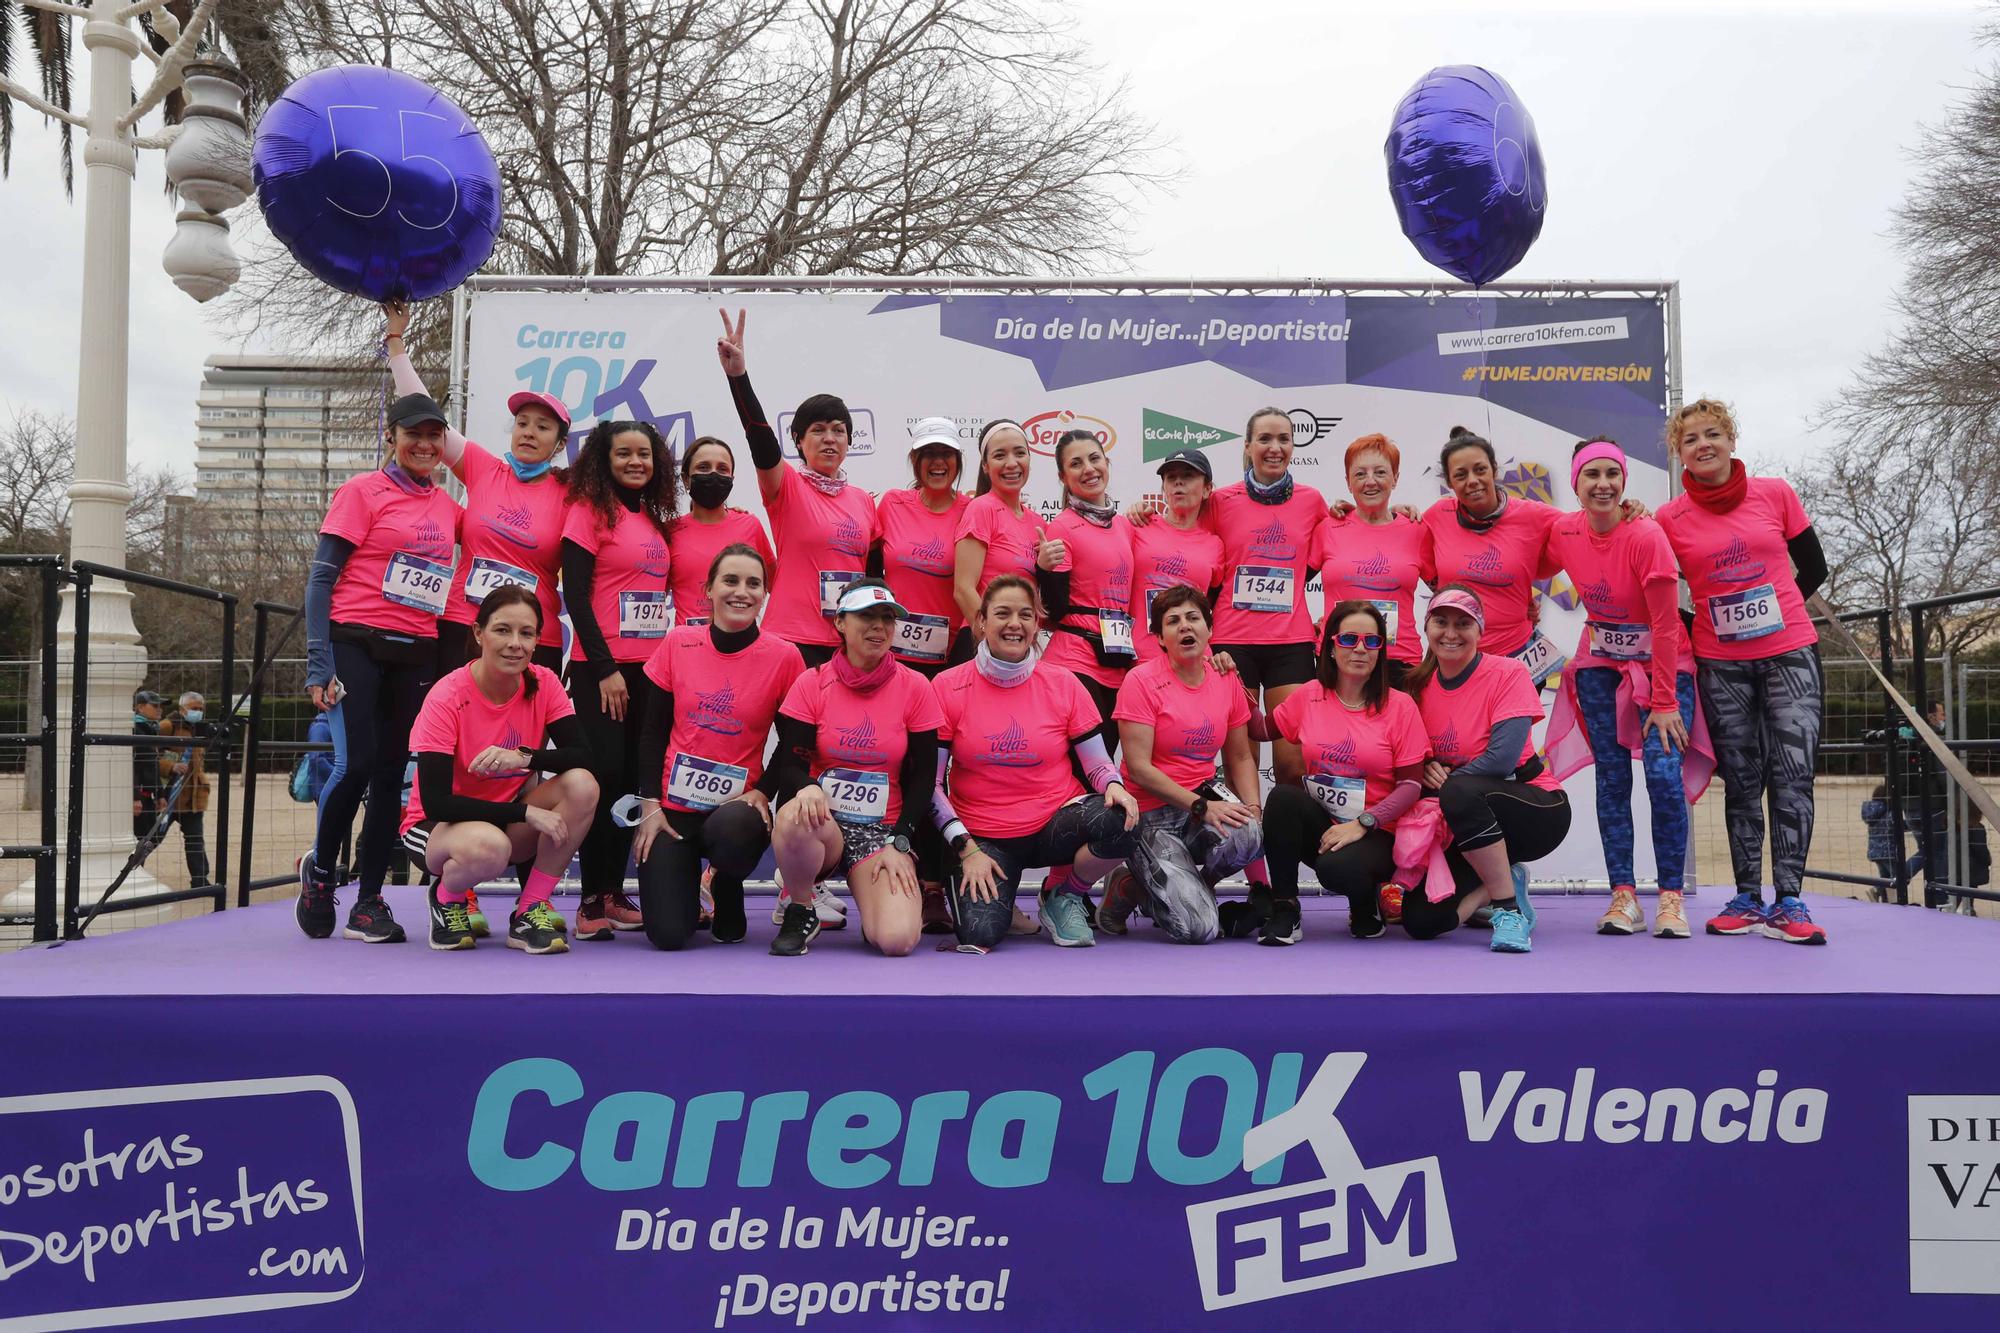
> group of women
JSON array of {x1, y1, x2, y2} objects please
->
[{"x1": 297, "y1": 301, "x2": 1831, "y2": 959}]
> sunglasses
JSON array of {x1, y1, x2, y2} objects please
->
[{"x1": 1332, "y1": 632, "x2": 1384, "y2": 651}]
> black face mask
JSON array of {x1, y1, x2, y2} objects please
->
[{"x1": 687, "y1": 472, "x2": 733, "y2": 510}]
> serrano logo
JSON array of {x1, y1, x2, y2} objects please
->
[{"x1": 1022, "y1": 410, "x2": 1116, "y2": 457}]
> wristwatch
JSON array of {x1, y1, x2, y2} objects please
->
[
  {"x1": 890, "y1": 834, "x2": 914, "y2": 855},
  {"x1": 1356, "y1": 811, "x2": 1378, "y2": 831},
  {"x1": 1189, "y1": 797, "x2": 1210, "y2": 822},
  {"x1": 949, "y1": 832, "x2": 974, "y2": 858}
]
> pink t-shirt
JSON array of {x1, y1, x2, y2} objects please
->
[
  {"x1": 934, "y1": 661, "x2": 1100, "y2": 837},
  {"x1": 1113, "y1": 655, "x2": 1253, "y2": 812},
  {"x1": 957, "y1": 492, "x2": 1048, "y2": 593},
  {"x1": 441, "y1": 440, "x2": 569, "y2": 630},
  {"x1": 1041, "y1": 509, "x2": 1137, "y2": 687},
  {"x1": 321, "y1": 470, "x2": 462, "y2": 638},
  {"x1": 1315, "y1": 514, "x2": 1431, "y2": 665},
  {"x1": 1207, "y1": 481, "x2": 1328, "y2": 645},
  {"x1": 1271, "y1": 682, "x2": 1429, "y2": 828},
  {"x1": 642, "y1": 625, "x2": 805, "y2": 813},
  {"x1": 762, "y1": 464, "x2": 879, "y2": 648},
  {"x1": 1417, "y1": 654, "x2": 1558, "y2": 791},
  {"x1": 667, "y1": 509, "x2": 775, "y2": 628},
  {"x1": 1540, "y1": 513, "x2": 1691, "y2": 706},
  {"x1": 779, "y1": 662, "x2": 944, "y2": 825},
  {"x1": 1656, "y1": 478, "x2": 1817, "y2": 661},
  {"x1": 1128, "y1": 520, "x2": 1225, "y2": 664},
  {"x1": 1420, "y1": 497, "x2": 1560, "y2": 656},
  {"x1": 876, "y1": 489, "x2": 971, "y2": 665},
  {"x1": 402, "y1": 664, "x2": 574, "y2": 832},
  {"x1": 561, "y1": 501, "x2": 672, "y2": 664}
]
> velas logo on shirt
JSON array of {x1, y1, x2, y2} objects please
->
[
  {"x1": 485, "y1": 500, "x2": 538, "y2": 549},
  {"x1": 500, "y1": 725, "x2": 523, "y2": 750},
  {"x1": 1316, "y1": 737, "x2": 1360, "y2": 773},
  {"x1": 1105, "y1": 560, "x2": 1133, "y2": 601},
  {"x1": 829, "y1": 516, "x2": 868, "y2": 558},
  {"x1": 1152, "y1": 552, "x2": 1192, "y2": 582},
  {"x1": 980, "y1": 717, "x2": 1039, "y2": 767},
  {"x1": 1578, "y1": 575, "x2": 1627, "y2": 618},
  {"x1": 1023, "y1": 410, "x2": 1117, "y2": 458},
  {"x1": 904, "y1": 536, "x2": 951, "y2": 576},
  {"x1": 1434, "y1": 723, "x2": 1462, "y2": 761},
  {"x1": 1174, "y1": 719, "x2": 1218, "y2": 759},
  {"x1": 1711, "y1": 535, "x2": 1767, "y2": 585},
  {"x1": 689, "y1": 685, "x2": 744, "y2": 737},
  {"x1": 409, "y1": 518, "x2": 452, "y2": 561},
  {"x1": 1141, "y1": 408, "x2": 1233, "y2": 461},
  {"x1": 1248, "y1": 521, "x2": 1298, "y2": 563},
  {"x1": 1350, "y1": 552, "x2": 1398, "y2": 592},
  {"x1": 832, "y1": 716, "x2": 888, "y2": 764},
  {"x1": 1461, "y1": 545, "x2": 1510, "y2": 586},
  {"x1": 639, "y1": 536, "x2": 670, "y2": 578}
]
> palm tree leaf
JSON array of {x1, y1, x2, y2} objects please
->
[
  {"x1": 1, "y1": 0, "x2": 17, "y2": 177},
  {"x1": 26, "y1": 3, "x2": 72, "y2": 195}
]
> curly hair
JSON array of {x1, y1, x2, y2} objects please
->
[
  {"x1": 1665, "y1": 397, "x2": 1738, "y2": 457},
  {"x1": 569, "y1": 420, "x2": 678, "y2": 538}
]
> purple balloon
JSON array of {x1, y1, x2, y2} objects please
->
[
  {"x1": 253, "y1": 65, "x2": 501, "y2": 301},
  {"x1": 1385, "y1": 65, "x2": 1547, "y2": 285}
]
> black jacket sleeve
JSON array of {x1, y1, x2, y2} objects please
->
[
  {"x1": 416, "y1": 751, "x2": 528, "y2": 827},
  {"x1": 1038, "y1": 566, "x2": 1072, "y2": 619},
  {"x1": 770, "y1": 714, "x2": 818, "y2": 805},
  {"x1": 1789, "y1": 525, "x2": 1828, "y2": 602},
  {"x1": 895, "y1": 729, "x2": 939, "y2": 840},
  {"x1": 560, "y1": 539, "x2": 615, "y2": 671},
  {"x1": 523, "y1": 713, "x2": 594, "y2": 776},
  {"x1": 728, "y1": 372, "x2": 786, "y2": 472},
  {"x1": 636, "y1": 684, "x2": 674, "y2": 799}
]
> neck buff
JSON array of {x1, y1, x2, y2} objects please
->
[
  {"x1": 1244, "y1": 467, "x2": 1294, "y2": 505},
  {"x1": 1455, "y1": 490, "x2": 1509, "y2": 533},
  {"x1": 974, "y1": 639, "x2": 1040, "y2": 686},
  {"x1": 832, "y1": 647, "x2": 897, "y2": 693},
  {"x1": 708, "y1": 621, "x2": 758, "y2": 654},
  {"x1": 383, "y1": 462, "x2": 433, "y2": 495},
  {"x1": 1065, "y1": 492, "x2": 1119, "y2": 527},
  {"x1": 801, "y1": 466, "x2": 849, "y2": 497},
  {"x1": 1682, "y1": 458, "x2": 1749, "y2": 514},
  {"x1": 507, "y1": 453, "x2": 557, "y2": 483}
]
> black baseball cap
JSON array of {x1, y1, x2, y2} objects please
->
[
  {"x1": 386, "y1": 392, "x2": 449, "y2": 429},
  {"x1": 1155, "y1": 449, "x2": 1213, "y2": 482}
]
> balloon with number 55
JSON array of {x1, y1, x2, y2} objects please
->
[
  {"x1": 253, "y1": 65, "x2": 501, "y2": 301},
  {"x1": 1383, "y1": 65, "x2": 1547, "y2": 286}
]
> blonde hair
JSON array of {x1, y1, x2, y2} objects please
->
[{"x1": 1666, "y1": 397, "x2": 1738, "y2": 459}]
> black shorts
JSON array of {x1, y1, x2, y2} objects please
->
[
  {"x1": 401, "y1": 818, "x2": 531, "y2": 875},
  {"x1": 1211, "y1": 640, "x2": 1315, "y2": 692}
]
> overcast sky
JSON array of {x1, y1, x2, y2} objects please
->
[{"x1": 0, "y1": 0, "x2": 1985, "y2": 484}]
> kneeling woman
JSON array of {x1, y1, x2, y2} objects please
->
[
  {"x1": 1404, "y1": 588, "x2": 1572, "y2": 953},
  {"x1": 1260, "y1": 601, "x2": 1428, "y2": 946},
  {"x1": 630, "y1": 544, "x2": 807, "y2": 950},
  {"x1": 1105, "y1": 586, "x2": 1264, "y2": 944},
  {"x1": 403, "y1": 587, "x2": 600, "y2": 954},
  {"x1": 931, "y1": 577, "x2": 1139, "y2": 952},
  {"x1": 768, "y1": 580, "x2": 945, "y2": 958}
]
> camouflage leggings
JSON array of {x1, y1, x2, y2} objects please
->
[{"x1": 1696, "y1": 647, "x2": 1823, "y2": 898}]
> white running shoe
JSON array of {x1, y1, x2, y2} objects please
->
[{"x1": 769, "y1": 877, "x2": 849, "y2": 928}]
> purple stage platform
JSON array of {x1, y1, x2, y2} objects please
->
[{"x1": 4, "y1": 892, "x2": 1997, "y2": 1331}]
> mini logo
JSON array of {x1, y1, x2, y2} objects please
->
[
  {"x1": 1022, "y1": 410, "x2": 1117, "y2": 457},
  {"x1": 1286, "y1": 409, "x2": 1345, "y2": 448},
  {"x1": 1141, "y1": 408, "x2": 1234, "y2": 461},
  {"x1": 1909, "y1": 1095, "x2": 2000, "y2": 1293},
  {"x1": 981, "y1": 717, "x2": 1040, "y2": 767},
  {"x1": 780, "y1": 407, "x2": 877, "y2": 459},
  {"x1": 689, "y1": 684, "x2": 744, "y2": 736},
  {"x1": 832, "y1": 716, "x2": 887, "y2": 764}
]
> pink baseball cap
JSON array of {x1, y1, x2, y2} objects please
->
[{"x1": 507, "y1": 390, "x2": 572, "y2": 428}]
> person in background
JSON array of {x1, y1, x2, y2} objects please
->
[
  {"x1": 157, "y1": 691, "x2": 213, "y2": 889},
  {"x1": 1861, "y1": 782, "x2": 1905, "y2": 891},
  {"x1": 667, "y1": 435, "x2": 776, "y2": 629},
  {"x1": 132, "y1": 689, "x2": 166, "y2": 841}
]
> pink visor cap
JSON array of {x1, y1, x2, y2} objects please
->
[
  {"x1": 507, "y1": 390, "x2": 573, "y2": 429},
  {"x1": 1426, "y1": 587, "x2": 1486, "y2": 631}
]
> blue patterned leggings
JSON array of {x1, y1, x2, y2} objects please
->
[{"x1": 1572, "y1": 667, "x2": 1696, "y2": 889}]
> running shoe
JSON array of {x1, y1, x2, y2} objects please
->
[
  {"x1": 1653, "y1": 889, "x2": 1690, "y2": 939},
  {"x1": 1261, "y1": 897, "x2": 1304, "y2": 946},
  {"x1": 342, "y1": 894, "x2": 405, "y2": 944},
  {"x1": 1096, "y1": 866, "x2": 1140, "y2": 935},
  {"x1": 605, "y1": 887, "x2": 645, "y2": 931},
  {"x1": 920, "y1": 884, "x2": 954, "y2": 934},
  {"x1": 771, "y1": 900, "x2": 821, "y2": 957},
  {"x1": 699, "y1": 867, "x2": 716, "y2": 929},
  {"x1": 771, "y1": 881, "x2": 849, "y2": 928},
  {"x1": 710, "y1": 886, "x2": 748, "y2": 944},
  {"x1": 1510, "y1": 864, "x2": 1536, "y2": 928},
  {"x1": 1762, "y1": 895, "x2": 1827, "y2": 945},
  {"x1": 1378, "y1": 882, "x2": 1405, "y2": 925},
  {"x1": 465, "y1": 888, "x2": 491, "y2": 938},
  {"x1": 509, "y1": 900, "x2": 569, "y2": 954},
  {"x1": 429, "y1": 888, "x2": 476, "y2": 951},
  {"x1": 1040, "y1": 890, "x2": 1095, "y2": 947},
  {"x1": 295, "y1": 852, "x2": 335, "y2": 939},
  {"x1": 1705, "y1": 892, "x2": 1768, "y2": 936},
  {"x1": 1488, "y1": 904, "x2": 1533, "y2": 953},
  {"x1": 575, "y1": 894, "x2": 615, "y2": 942},
  {"x1": 1597, "y1": 886, "x2": 1644, "y2": 936}
]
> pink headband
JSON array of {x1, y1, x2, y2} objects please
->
[
  {"x1": 1570, "y1": 440, "x2": 1627, "y2": 491},
  {"x1": 1427, "y1": 588, "x2": 1485, "y2": 631}
]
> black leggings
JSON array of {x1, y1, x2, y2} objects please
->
[
  {"x1": 1402, "y1": 774, "x2": 1571, "y2": 940},
  {"x1": 316, "y1": 638, "x2": 433, "y2": 896},
  {"x1": 570, "y1": 661, "x2": 651, "y2": 897},
  {"x1": 949, "y1": 799, "x2": 1134, "y2": 950},
  {"x1": 1261, "y1": 785, "x2": 1396, "y2": 928},
  {"x1": 636, "y1": 802, "x2": 771, "y2": 950}
]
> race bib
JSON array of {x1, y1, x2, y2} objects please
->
[
  {"x1": 819, "y1": 570, "x2": 863, "y2": 615},
  {"x1": 1587, "y1": 620, "x2": 1653, "y2": 661},
  {"x1": 1098, "y1": 609, "x2": 1136, "y2": 657},
  {"x1": 1306, "y1": 773, "x2": 1367, "y2": 821},
  {"x1": 618, "y1": 590, "x2": 668, "y2": 638},
  {"x1": 893, "y1": 612, "x2": 951, "y2": 663},
  {"x1": 464, "y1": 556, "x2": 539, "y2": 605},
  {"x1": 1709, "y1": 583, "x2": 1784, "y2": 643},
  {"x1": 821, "y1": 767, "x2": 889, "y2": 825},
  {"x1": 382, "y1": 552, "x2": 451, "y2": 614},
  {"x1": 1233, "y1": 565, "x2": 1295, "y2": 613},
  {"x1": 1368, "y1": 599, "x2": 1400, "y2": 644},
  {"x1": 1513, "y1": 631, "x2": 1567, "y2": 688},
  {"x1": 667, "y1": 753, "x2": 748, "y2": 811}
]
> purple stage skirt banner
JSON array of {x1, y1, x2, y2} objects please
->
[{"x1": 2, "y1": 994, "x2": 1996, "y2": 1330}]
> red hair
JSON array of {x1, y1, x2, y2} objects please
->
[{"x1": 1344, "y1": 434, "x2": 1400, "y2": 475}]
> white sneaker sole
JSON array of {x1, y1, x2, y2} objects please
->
[
  {"x1": 1596, "y1": 917, "x2": 1644, "y2": 936},
  {"x1": 508, "y1": 936, "x2": 569, "y2": 955},
  {"x1": 1041, "y1": 918, "x2": 1095, "y2": 948},
  {"x1": 1653, "y1": 921, "x2": 1691, "y2": 939}
]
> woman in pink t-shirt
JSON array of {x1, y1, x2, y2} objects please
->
[
  {"x1": 383, "y1": 301, "x2": 571, "y2": 675},
  {"x1": 954, "y1": 419, "x2": 1066, "y2": 664},
  {"x1": 1104, "y1": 585, "x2": 1264, "y2": 944},
  {"x1": 930, "y1": 577, "x2": 1139, "y2": 952},
  {"x1": 1042, "y1": 429, "x2": 1139, "y2": 749},
  {"x1": 401, "y1": 586, "x2": 599, "y2": 954},
  {"x1": 628, "y1": 544, "x2": 806, "y2": 950},
  {"x1": 716, "y1": 310, "x2": 878, "y2": 665},
  {"x1": 873, "y1": 417, "x2": 971, "y2": 677},
  {"x1": 1540, "y1": 438, "x2": 1707, "y2": 940},
  {"x1": 1656, "y1": 397, "x2": 1829, "y2": 945},
  {"x1": 767, "y1": 579, "x2": 945, "y2": 958},
  {"x1": 561, "y1": 420, "x2": 678, "y2": 940},
  {"x1": 1316, "y1": 435, "x2": 1431, "y2": 684},
  {"x1": 667, "y1": 436, "x2": 776, "y2": 628},
  {"x1": 1128, "y1": 449, "x2": 1225, "y2": 666},
  {"x1": 1402, "y1": 588, "x2": 1572, "y2": 953},
  {"x1": 1420, "y1": 427, "x2": 1562, "y2": 678},
  {"x1": 1259, "y1": 602, "x2": 1430, "y2": 946}
]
